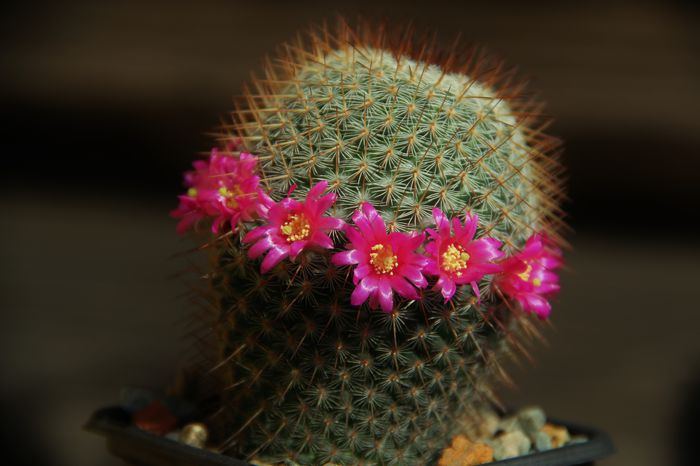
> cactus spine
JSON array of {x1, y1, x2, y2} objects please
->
[{"x1": 184, "y1": 21, "x2": 565, "y2": 465}]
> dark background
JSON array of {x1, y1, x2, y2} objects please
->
[{"x1": 2, "y1": 1, "x2": 699, "y2": 465}]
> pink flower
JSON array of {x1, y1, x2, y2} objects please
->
[
  {"x1": 495, "y1": 234, "x2": 563, "y2": 319},
  {"x1": 424, "y1": 208, "x2": 504, "y2": 302},
  {"x1": 332, "y1": 203, "x2": 428, "y2": 313},
  {"x1": 243, "y1": 181, "x2": 345, "y2": 273},
  {"x1": 171, "y1": 148, "x2": 269, "y2": 234}
]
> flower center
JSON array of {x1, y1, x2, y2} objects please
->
[
  {"x1": 517, "y1": 263, "x2": 542, "y2": 286},
  {"x1": 280, "y1": 213, "x2": 311, "y2": 242},
  {"x1": 187, "y1": 187, "x2": 198, "y2": 197},
  {"x1": 441, "y1": 243, "x2": 470, "y2": 277},
  {"x1": 219, "y1": 185, "x2": 243, "y2": 208},
  {"x1": 369, "y1": 243, "x2": 398, "y2": 275}
]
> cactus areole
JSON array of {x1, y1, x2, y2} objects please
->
[{"x1": 171, "y1": 21, "x2": 566, "y2": 465}]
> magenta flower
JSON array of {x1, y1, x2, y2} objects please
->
[
  {"x1": 243, "y1": 181, "x2": 345, "y2": 273},
  {"x1": 495, "y1": 234, "x2": 562, "y2": 319},
  {"x1": 424, "y1": 208, "x2": 504, "y2": 302},
  {"x1": 331, "y1": 203, "x2": 428, "y2": 313},
  {"x1": 171, "y1": 148, "x2": 269, "y2": 234}
]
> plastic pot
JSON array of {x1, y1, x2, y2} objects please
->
[{"x1": 86, "y1": 406, "x2": 614, "y2": 466}]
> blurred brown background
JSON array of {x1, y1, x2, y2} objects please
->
[{"x1": 2, "y1": 1, "x2": 699, "y2": 465}]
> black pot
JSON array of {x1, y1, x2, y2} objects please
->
[{"x1": 85, "y1": 406, "x2": 613, "y2": 466}]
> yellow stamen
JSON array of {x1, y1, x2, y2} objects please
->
[
  {"x1": 219, "y1": 185, "x2": 243, "y2": 208},
  {"x1": 441, "y1": 244, "x2": 470, "y2": 277},
  {"x1": 517, "y1": 263, "x2": 533, "y2": 282},
  {"x1": 187, "y1": 187, "x2": 198, "y2": 197},
  {"x1": 280, "y1": 214, "x2": 311, "y2": 242},
  {"x1": 532, "y1": 278, "x2": 542, "y2": 287},
  {"x1": 369, "y1": 244, "x2": 398, "y2": 275}
]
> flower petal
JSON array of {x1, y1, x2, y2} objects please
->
[
  {"x1": 462, "y1": 211, "x2": 478, "y2": 241},
  {"x1": 309, "y1": 232, "x2": 333, "y2": 250},
  {"x1": 248, "y1": 235, "x2": 276, "y2": 259},
  {"x1": 344, "y1": 226, "x2": 365, "y2": 249},
  {"x1": 365, "y1": 204, "x2": 388, "y2": 239},
  {"x1": 524, "y1": 293, "x2": 551, "y2": 319},
  {"x1": 432, "y1": 208, "x2": 450, "y2": 236},
  {"x1": 174, "y1": 212, "x2": 201, "y2": 235},
  {"x1": 390, "y1": 276, "x2": 419, "y2": 300},
  {"x1": 243, "y1": 225, "x2": 269, "y2": 244},
  {"x1": 314, "y1": 192, "x2": 337, "y2": 215},
  {"x1": 332, "y1": 249, "x2": 362, "y2": 266},
  {"x1": 351, "y1": 276, "x2": 378, "y2": 307},
  {"x1": 353, "y1": 210, "x2": 380, "y2": 244},
  {"x1": 440, "y1": 278, "x2": 456, "y2": 301},
  {"x1": 319, "y1": 216, "x2": 345, "y2": 231},
  {"x1": 353, "y1": 263, "x2": 371, "y2": 282},
  {"x1": 260, "y1": 246, "x2": 289, "y2": 273},
  {"x1": 307, "y1": 180, "x2": 328, "y2": 199},
  {"x1": 470, "y1": 280, "x2": 481, "y2": 304},
  {"x1": 401, "y1": 265, "x2": 427, "y2": 288},
  {"x1": 378, "y1": 279, "x2": 394, "y2": 313},
  {"x1": 289, "y1": 240, "x2": 308, "y2": 258}
]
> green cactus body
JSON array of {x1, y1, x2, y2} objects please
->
[
  {"x1": 258, "y1": 47, "x2": 538, "y2": 245},
  {"x1": 188, "y1": 24, "x2": 564, "y2": 466}
]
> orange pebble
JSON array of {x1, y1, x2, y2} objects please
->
[
  {"x1": 438, "y1": 434, "x2": 494, "y2": 466},
  {"x1": 133, "y1": 400, "x2": 177, "y2": 435},
  {"x1": 542, "y1": 423, "x2": 570, "y2": 448}
]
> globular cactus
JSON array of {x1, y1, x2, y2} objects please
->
[{"x1": 173, "y1": 20, "x2": 565, "y2": 465}]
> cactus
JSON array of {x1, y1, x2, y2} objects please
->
[{"x1": 174, "y1": 21, "x2": 565, "y2": 465}]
